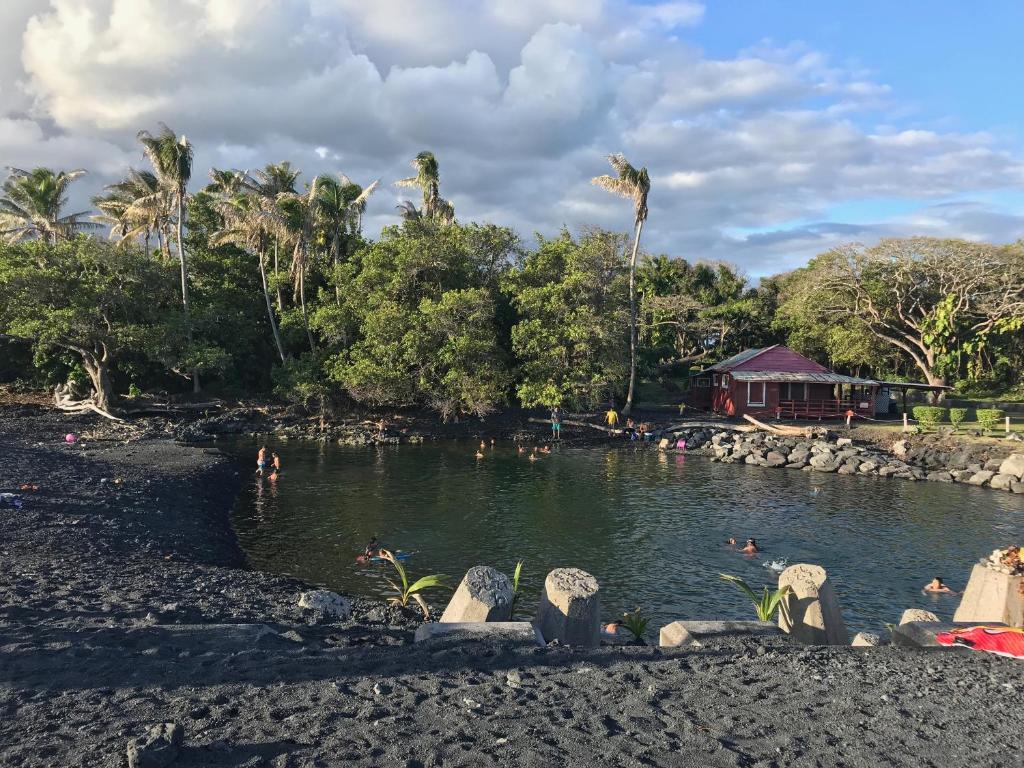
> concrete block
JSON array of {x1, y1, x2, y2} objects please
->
[
  {"x1": 778, "y1": 563, "x2": 849, "y2": 645},
  {"x1": 900, "y1": 608, "x2": 939, "y2": 625},
  {"x1": 536, "y1": 568, "x2": 600, "y2": 647},
  {"x1": 659, "y1": 620, "x2": 780, "y2": 648},
  {"x1": 851, "y1": 631, "x2": 883, "y2": 647},
  {"x1": 954, "y1": 564, "x2": 1024, "y2": 627},
  {"x1": 413, "y1": 621, "x2": 544, "y2": 646},
  {"x1": 440, "y1": 566, "x2": 513, "y2": 623}
]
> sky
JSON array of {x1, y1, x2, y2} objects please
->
[{"x1": 2, "y1": 0, "x2": 1023, "y2": 277}]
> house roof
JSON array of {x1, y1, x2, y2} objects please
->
[
  {"x1": 702, "y1": 345, "x2": 778, "y2": 372},
  {"x1": 730, "y1": 371, "x2": 878, "y2": 385}
]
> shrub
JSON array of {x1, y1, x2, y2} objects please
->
[
  {"x1": 719, "y1": 574, "x2": 792, "y2": 622},
  {"x1": 620, "y1": 608, "x2": 650, "y2": 642},
  {"x1": 912, "y1": 406, "x2": 947, "y2": 430},
  {"x1": 976, "y1": 408, "x2": 1004, "y2": 434},
  {"x1": 948, "y1": 408, "x2": 968, "y2": 431},
  {"x1": 379, "y1": 550, "x2": 448, "y2": 619}
]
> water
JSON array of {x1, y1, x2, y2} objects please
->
[{"x1": 228, "y1": 440, "x2": 1023, "y2": 633}]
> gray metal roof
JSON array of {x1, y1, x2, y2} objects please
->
[
  {"x1": 729, "y1": 371, "x2": 878, "y2": 385},
  {"x1": 703, "y1": 345, "x2": 777, "y2": 372}
]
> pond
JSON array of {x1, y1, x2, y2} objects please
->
[{"x1": 228, "y1": 439, "x2": 1023, "y2": 634}]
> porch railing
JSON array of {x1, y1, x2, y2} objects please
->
[{"x1": 776, "y1": 398, "x2": 872, "y2": 419}]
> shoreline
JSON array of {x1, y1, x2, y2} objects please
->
[{"x1": 2, "y1": 404, "x2": 1024, "y2": 767}]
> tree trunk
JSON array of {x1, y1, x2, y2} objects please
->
[
  {"x1": 622, "y1": 217, "x2": 645, "y2": 417},
  {"x1": 176, "y1": 194, "x2": 200, "y2": 394},
  {"x1": 299, "y1": 266, "x2": 316, "y2": 355},
  {"x1": 273, "y1": 239, "x2": 283, "y2": 311},
  {"x1": 259, "y1": 247, "x2": 287, "y2": 363},
  {"x1": 82, "y1": 354, "x2": 114, "y2": 413}
]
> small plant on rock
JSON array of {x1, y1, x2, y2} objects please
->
[
  {"x1": 379, "y1": 550, "x2": 447, "y2": 619},
  {"x1": 719, "y1": 574, "x2": 791, "y2": 622},
  {"x1": 620, "y1": 607, "x2": 650, "y2": 643},
  {"x1": 948, "y1": 407, "x2": 968, "y2": 431}
]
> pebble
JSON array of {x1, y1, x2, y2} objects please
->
[
  {"x1": 506, "y1": 671, "x2": 522, "y2": 689},
  {"x1": 463, "y1": 697, "x2": 481, "y2": 709}
]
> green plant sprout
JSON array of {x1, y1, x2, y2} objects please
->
[
  {"x1": 620, "y1": 607, "x2": 650, "y2": 642},
  {"x1": 379, "y1": 549, "x2": 447, "y2": 619},
  {"x1": 719, "y1": 573, "x2": 791, "y2": 622},
  {"x1": 509, "y1": 560, "x2": 524, "y2": 615}
]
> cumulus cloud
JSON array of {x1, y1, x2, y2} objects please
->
[{"x1": 1, "y1": 0, "x2": 1022, "y2": 276}]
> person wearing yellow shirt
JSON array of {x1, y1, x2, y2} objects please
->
[{"x1": 605, "y1": 407, "x2": 620, "y2": 428}]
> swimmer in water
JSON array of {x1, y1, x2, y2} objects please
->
[
  {"x1": 725, "y1": 537, "x2": 737, "y2": 546},
  {"x1": 475, "y1": 449, "x2": 485, "y2": 459},
  {"x1": 923, "y1": 576, "x2": 955, "y2": 595},
  {"x1": 739, "y1": 538, "x2": 760, "y2": 555}
]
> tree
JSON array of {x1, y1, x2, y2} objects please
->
[
  {"x1": 395, "y1": 151, "x2": 455, "y2": 224},
  {"x1": 92, "y1": 169, "x2": 170, "y2": 258},
  {"x1": 1, "y1": 168, "x2": 98, "y2": 245},
  {"x1": 505, "y1": 229, "x2": 629, "y2": 409},
  {"x1": 782, "y1": 238, "x2": 1024, "y2": 388},
  {"x1": 251, "y1": 162, "x2": 300, "y2": 309},
  {"x1": 137, "y1": 124, "x2": 199, "y2": 391},
  {"x1": 277, "y1": 178, "x2": 322, "y2": 354},
  {"x1": 315, "y1": 174, "x2": 379, "y2": 304},
  {"x1": 592, "y1": 153, "x2": 650, "y2": 415},
  {"x1": 0, "y1": 238, "x2": 178, "y2": 410}
]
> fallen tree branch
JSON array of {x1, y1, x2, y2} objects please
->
[
  {"x1": 527, "y1": 417, "x2": 619, "y2": 434},
  {"x1": 742, "y1": 414, "x2": 809, "y2": 437}
]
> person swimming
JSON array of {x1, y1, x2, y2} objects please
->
[
  {"x1": 725, "y1": 537, "x2": 737, "y2": 546},
  {"x1": 740, "y1": 538, "x2": 760, "y2": 555},
  {"x1": 923, "y1": 576, "x2": 955, "y2": 594}
]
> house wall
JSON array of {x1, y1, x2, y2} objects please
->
[{"x1": 732, "y1": 346, "x2": 830, "y2": 374}]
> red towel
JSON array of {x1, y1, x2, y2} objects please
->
[{"x1": 935, "y1": 626, "x2": 1024, "y2": 659}]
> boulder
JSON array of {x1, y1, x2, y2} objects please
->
[
  {"x1": 966, "y1": 468, "x2": 991, "y2": 487},
  {"x1": 851, "y1": 631, "x2": 883, "y2": 647},
  {"x1": 997, "y1": 453, "x2": 1024, "y2": 479},
  {"x1": 535, "y1": 568, "x2": 600, "y2": 647},
  {"x1": 414, "y1": 621, "x2": 544, "y2": 646},
  {"x1": 127, "y1": 723, "x2": 183, "y2": 768},
  {"x1": 777, "y1": 564, "x2": 849, "y2": 645},
  {"x1": 858, "y1": 461, "x2": 879, "y2": 474},
  {"x1": 900, "y1": 608, "x2": 939, "y2": 625},
  {"x1": 1012, "y1": 481, "x2": 1024, "y2": 494},
  {"x1": 984, "y1": 458, "x2": 1004, "y2": 472},
  {"x1": 298, "y1": 590, "x2": 352, "y2": 619},
  {"x1": 952, "y1": 470, "x2": 975, "y2": 483},
  {"x1": 765, "y1": 451, "x2": 788, "y2": 467},
  {"x1": 990, "y1": 474, "x2": 1015, "y2": 491},
  {"x1": 440, "y1": 566, "x2": 513, "y2": 623},
  {"x1": 926, "y1": 471, "x2": 953, "y2": 483},
  {"x1": 836, "y1": 437, "x2": 853, "y2": 447},
  {"x1": 659, "y1": 620, "x2": 780, "y2": 648},
  {"x1": 892, "y1": 440, "x2": 911, "y2": 458},
  {"x1": 953, "y1": 564, "x2": 1024, "y2": 627},
  {"x1": 788, "y1": 450, "x2": 810, "y2": 465}
]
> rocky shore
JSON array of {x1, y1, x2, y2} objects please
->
[
  {"x1": 2, "y1": 404, "x2": 1024, "y2": 768},
  {"x1": 665, "y1": 425, "x2": 1024, "y2": 494}
]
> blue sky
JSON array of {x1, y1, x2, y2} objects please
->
[{"x1": 1, "y1": 0, "x2": 1022, "y2": 276}]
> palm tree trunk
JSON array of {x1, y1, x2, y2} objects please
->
[
  {"x1": 175, "y1": 195, "x2": 200, "y2": 393},
  {"x1": 299, "y1": 266, "x2": 316, "y2": 354},
  {"x1": 622, "y1": 217, "x2": 645, "y2": 417},
  {"x1": 258, "y1": 247, "x2": 287, "y2": 363},
  {"x1": 273, "y1": 239, "x2": 283, "y2": 310}
]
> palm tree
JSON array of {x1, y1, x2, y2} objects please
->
[
  {"x1": 395, "y1": 151, "x2": 455, "y2": 224},
  {"x1": 592, "y1": 153, "x2": 650, "y2": 416},
  {"x1": 137, "y1": 124, "x2": 198, "y2": 391},
  {"x1": 92, "y1": 169, "x2": 170, "y2": 258},
  {"x1": 0, "y1": 167, "x2": 98, "y2": 245},
  {"x1": 315, "y1": 174, "x2": 379, "y2": 304},
  {"x1": 253, "y1": 163, "x2": 300, "y2": 309},
  {"x1": 212, "y1": 191, "x2": 288, "y2": 363},
  {"x1": 278, "y1": 178, "x2": 322, "y2": 354}
]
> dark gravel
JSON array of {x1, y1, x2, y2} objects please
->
[{"x1": 1, "y1": 404, "x2": 1022, "y2": 768}]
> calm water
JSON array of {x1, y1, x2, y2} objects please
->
[{"x1": 228, "y1": 440, "x2": 1023, "y2": 633}]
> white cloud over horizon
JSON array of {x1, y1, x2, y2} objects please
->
[{"x1": 2, "y1": 0, "x2": 1023, "y2": 277}]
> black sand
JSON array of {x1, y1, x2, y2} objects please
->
[{"x1": 1, "y1": 405, "x2": 1021, "y2": 768}]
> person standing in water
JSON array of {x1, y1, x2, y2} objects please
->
[
  {"x1": 550, "y1": 406, "x2": 563, "y2": 441},
  {"x1": 256, "y1": 445, "x2": 268, "y2": 476}
]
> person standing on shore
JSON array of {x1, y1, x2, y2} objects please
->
[
  {"x1": 256, "y1": 445, "x2": 268, "y2": 476},
  {"x1": 550, "y1": 406, "x2": 563, "y2": 441},
  {"x1": 605, "y1": 407, "x2": 620, "y2": 429}
]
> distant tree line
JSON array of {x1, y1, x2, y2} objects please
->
[{"x1": 2, "y1": 127, "x2": 1023, "y2": 417}]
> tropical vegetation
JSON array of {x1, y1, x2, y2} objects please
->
[{"x1": 2, "y1": 134, "x2": 1024, "y2": 415}]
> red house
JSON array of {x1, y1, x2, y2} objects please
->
[{"x1": 686, "y1": 345, "x2": 879, "y2": 419}]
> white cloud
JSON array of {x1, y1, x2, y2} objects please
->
[{"x1": 1, "y1": 0, "x2": 1022, "y2": 277}]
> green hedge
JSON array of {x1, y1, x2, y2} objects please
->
[
  {"x1": 948, "y1": 407, "x2": 969, "y2": 430},
  {"x1": 912, "y1": 406, "x2": 947, "y2": 429},
  {"x1": 976, "y1": 408, "x2": 1004, "y2": 434}
]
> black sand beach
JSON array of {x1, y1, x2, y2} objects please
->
[{"x1": 1, "y1": 404, "x2": 1022, "y2": 768}]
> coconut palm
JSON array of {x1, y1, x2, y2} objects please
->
[
  {"x1": 395, "y1": 151, "x2": 455, "y2": 224},
  {"x1": 278, "y1": 178, "x2": 322, "y2": 354},
  {"x1": 212, "y1": 191, "x2": 288, "y2": 363},
  {"x1": 137, "y1": 124, "x2": 198, "y2": 391},
  {"x1": 592, "y1": 153, "x2": 650, "y2": 416},
  {"x1": 315, "y1": 174, "x2": 379, "y2": 304},
  {"x1": 252, "y1": 162, "x2": 300, "y2": 309},
  {"x1": 0, "y1": 167, "x2": 98, "y2": 245},
  {"x1": 92, "y1": 169, "x2": 171, "y2": 258}
]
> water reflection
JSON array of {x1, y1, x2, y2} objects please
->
[{"x1": 229, "y1": 439, "x2": 1023, "y2": 633}]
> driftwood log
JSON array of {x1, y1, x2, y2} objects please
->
[{"x1": 54, "y1": 385, "x2": 125, "y2": 423}]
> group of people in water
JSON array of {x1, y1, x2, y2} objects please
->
[
  {"x1": 255, "y1": 446, "x2": 281, "y2": 480},
  {"x1": 604, "y1": 408, "x2": 654, "y2": 441}
]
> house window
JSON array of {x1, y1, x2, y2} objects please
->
[
  {"x1": 712, "y1": 374, "x2": 719, "y2": 387},
  {"x1": 696, "y1": 377, "x2": 709, "y2": 388},
  {"x1": 783, "y1": 383, "x2": 808, "y2": 400},
  {"x1": 747, "y1": 382, "x2": 766, "y2": 407},
  {"x1": 720, "y1": 374, "x2": 729, "y2": 388}
]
